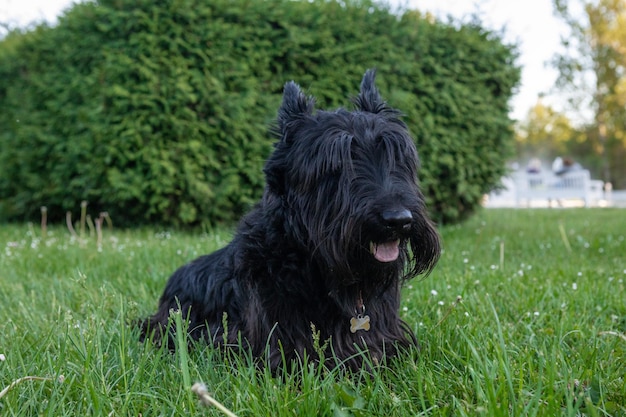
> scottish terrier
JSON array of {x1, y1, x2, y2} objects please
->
[{"x1": 140, "y1": 69, "x2": 441, "y2": 371}]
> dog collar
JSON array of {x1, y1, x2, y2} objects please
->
[{"x1": 350, "y1": 292, "x2": 370, "y2": 333}]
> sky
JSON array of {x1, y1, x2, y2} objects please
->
[{"x1": 0, "y1": 0, "x2": 570, "y2": 121}]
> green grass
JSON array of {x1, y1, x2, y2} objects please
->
[{"x1": 0, "y1": 209, "x2": 625, "y2": 416}]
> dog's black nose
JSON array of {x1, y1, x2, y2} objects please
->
[{"x1": 381, "y1": 209, "x2": 413, "y2": 229}]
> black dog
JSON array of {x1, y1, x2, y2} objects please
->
[{"x1": 140, "y1": 70, "x2": 441, "y2": 371}]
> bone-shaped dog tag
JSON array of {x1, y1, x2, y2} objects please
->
[{"x1": 350, "y1": 314, "x2": 370, "y2": 333}]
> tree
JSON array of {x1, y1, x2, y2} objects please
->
[
  {"x1": 0, "y1": 0, "x2": 520, "y2": 226},
  {"x1": 515, "y1": 100, "x2": 599, "y2": 173},
  {"x1": 516, "y1": 100, "x2": 579, "y2": 159},
  {"x1": 552, "y1": 0, "x2": 626, "y2": 188}
]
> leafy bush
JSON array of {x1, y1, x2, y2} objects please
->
[{"x1": 0, "y1": 0, "x2": 520, "y2": 226}]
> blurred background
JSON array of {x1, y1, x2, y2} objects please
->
[{"x1": 0, "y1": 0, "x2": 626, "y2": 224}]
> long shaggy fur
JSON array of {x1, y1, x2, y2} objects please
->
[{"x1": 140, "y1": 69, "x2": 441, "y2": 371}]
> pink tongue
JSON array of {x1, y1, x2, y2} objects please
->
[{"x1": 371, "y1": 240, "x2": 400, "y2": 262}]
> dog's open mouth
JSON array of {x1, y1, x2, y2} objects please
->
[{"x1": 369, "y1": 239, "x2": 400, "y2": 262}]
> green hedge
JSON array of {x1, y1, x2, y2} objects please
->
[{"x1": 0, "y1": 0, "x2": 520, "y2": 226}]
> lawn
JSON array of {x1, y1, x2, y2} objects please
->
[{"x1": 0, "y1": 209, "x2": 624, "y2": 416}]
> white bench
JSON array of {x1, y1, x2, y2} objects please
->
[{"x1": 512, "y1": 170, "x2": 606, "y2": 207}]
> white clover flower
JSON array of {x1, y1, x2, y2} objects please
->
[
  {"x1": 430, "y1": 289, "x2": 438, "y2": 296},
  {"x1": 572, "y1": 283, "x2": 578, "y2": 290},
  {"x1": 0, "y1": 353, "x2": 5, "y2": 361}
]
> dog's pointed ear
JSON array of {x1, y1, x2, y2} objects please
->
[
  {"x1": 355, "y1": 69, "x2": 386, "y2": 114},
  {"x1": 278, "y1": 81, "x2": 315, "y2": 136}
]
